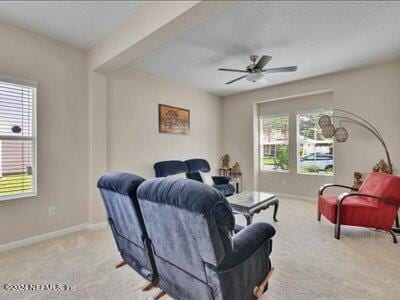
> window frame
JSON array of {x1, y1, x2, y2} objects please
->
[
  {"x1": 296, "y1": 108, "x2": 334, "y2": 177},
  {"x1": 259, "y1": 113, "x2": 290, "y2": 173},
  {"x1": 0, "y1": 77, "x2": 37, "y2": 201}
]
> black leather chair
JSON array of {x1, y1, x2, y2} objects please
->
[
  {"x1": 137, "y1": 177, "x2": 275, "y2": 300},
  {"x1": 97, "y1": 172, "x2": 158, "y2": 287}
]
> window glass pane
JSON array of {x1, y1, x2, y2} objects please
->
[
  {"x1": 0, "y1": 140, "x2": 33, "y2": 197},
  {"x1": 0, "y1": 80, "x2": 35, "y2": 200},
  {"x1": 0, "y1": 83, "x2": 33, "y2": 137},
  {"x1": 297, "y1": 110, "x2": 333, "y2": 175},
  {"x1": 260, "y1": 115, "x2": 289, "y2": 171}
]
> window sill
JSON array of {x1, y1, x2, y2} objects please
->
[
  {"x1": 297, "y1": 172, "x2": 334, "y2": 177},
  {"x1": 0, "y1": 192, "x2": 37, "y2": 202},
  {"x1": 260, "y1": 169, "x2": 289, "y2": 173}
]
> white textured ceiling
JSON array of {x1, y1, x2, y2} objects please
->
[
  {"x1": 0, "y1": 1, "x2": 143, "y2": 50},
  {"x1": 131, "y1": 1, "x2": 400, "y2": 96}
]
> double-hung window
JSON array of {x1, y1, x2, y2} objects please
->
[
  {"x1": 0, "y1": 79, "x2": 36, "y2": 200},
  {"x1": 297, "y1": 109, "x2": 333, "y2": 175},
  {"x1": 260, "y1": 115, "x2": 289, "y2": 172}
]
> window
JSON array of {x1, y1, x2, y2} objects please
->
[
  {"x1": 260, "y1": 115, "x2": 289, "y2": 171},
  {"x1": 0, "y1": 79, "x2": 36, "y2": 200},
  {"x1": 297, "y1": 109, "x2": 333, "y2": 175}
]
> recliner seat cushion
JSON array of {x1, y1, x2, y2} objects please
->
[{"x1": 318, "y1": 194, "x2": 397, "y2": 229}]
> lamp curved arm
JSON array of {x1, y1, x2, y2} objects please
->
[
  {"x1": 331, "y1": 113, "x2": 392, "y2": 174},
  {"x1": 337, "y1": 118, "x2": 385, "y2": 145},
  {"x1": 335, "y1": 109, "x2": 382, "y2": 139}
]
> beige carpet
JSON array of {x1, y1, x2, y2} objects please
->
[{"x1": 1, "y1": 196, "x2": 399, "y2": 299}]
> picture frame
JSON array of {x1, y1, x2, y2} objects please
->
[{"x1": 158, "y1": 104, "x2": 190, "y2": 135}]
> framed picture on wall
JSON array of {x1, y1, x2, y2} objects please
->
[{"x1": 158, "y1": 104, "x2": 190, "y2": 135}]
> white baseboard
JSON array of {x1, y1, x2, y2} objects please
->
[
  {"x1": 88, "y1": 221, "x2": 108, "y2": 231},
  {"x1": 275, "y1": 192, "x2": 315, "y2": 202},
  {"x1": 0, "y1": 221, "x2": 108, "y2": 252}
]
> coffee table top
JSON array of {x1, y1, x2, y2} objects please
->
[{"x1": 227, "y1": 190, "x2": 276, "y2": 210}]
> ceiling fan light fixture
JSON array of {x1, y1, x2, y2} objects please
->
[{"x1": 245, "y1": 72, "x2": 264, "y2": 82}]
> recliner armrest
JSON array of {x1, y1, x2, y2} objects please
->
[
  {"x1": 212, "y1": 176, "x2": 230, "y2": 185},
  {"x1": 217, "y1": 222, "x2": 275, "y2": 271}
]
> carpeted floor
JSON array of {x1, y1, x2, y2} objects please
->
[{"x1": 1, "y1": 196, "x2": 399, "y2": 299}]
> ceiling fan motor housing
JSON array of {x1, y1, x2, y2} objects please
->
[{"x1": 250, "y1": 55, "x2": 258, "y2": 63}]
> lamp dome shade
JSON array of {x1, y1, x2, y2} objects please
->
[
  {"x1": 335, "y1": 127, "x2": 348, "y2": 142},
  {"x1": 318, "y1": 115, "x2": 332, "y2": 128},
  {"x1": 322, "y1": 123, "x2": 336, "y2": 138},
  {"x1": 246, "y1": 72, "x2": 264, "y2": 82}
]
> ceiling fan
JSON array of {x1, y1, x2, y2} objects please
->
[{"x1": 218, "y1": 55, "x2": 297, "y2": 84}]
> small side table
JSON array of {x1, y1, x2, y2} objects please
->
[
  {"x1": 231, "y1": 172, "x2": 242, "y2": 194},
  {"x1": 218, "y1": 168, "x2": 232, "y2": 177},
  {"x1": 227, "y1": 191, "x2": 279, "y2": 225}
]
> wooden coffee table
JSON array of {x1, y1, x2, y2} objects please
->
[{"x1": 227, "y1": 191, "x2": 279, "y2": 225}]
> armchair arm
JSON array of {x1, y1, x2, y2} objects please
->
[
  {"x1": 319, "y1": 183, "x2": 358, "y2": 196},
  {"x1": 217, "y1": 222, "x2": 275, "y2": 271},
  {"x1": 212, "y1": 176, "x2": 230, "y2": 185},
  {"x1": 337, "y1": 192, "x2": 400, "y2": 207}
]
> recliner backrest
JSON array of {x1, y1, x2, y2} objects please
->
[
  {"x1": 185, "y1": 158, "x2": 211, "y2": 182},
  {"x1": 137, "y1": 177, "x2": 235, "y2": 289},
  {"x1": 97, "y1": 172, "x2": 157, "y2": 281},
  {"x1": 359, "y1": 172, "x2": 400, "y2": 205},
  {"x1": 154, "y1": 160, "x2": 188, "y2": 177}
]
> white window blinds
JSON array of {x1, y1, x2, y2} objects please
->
[{"x1": 0, "y1": 80, "x2": 36, "y2": 200}]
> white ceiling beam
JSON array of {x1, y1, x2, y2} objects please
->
[{"x1": 88, "y1": 1, "x2": 232, "y2": 73}]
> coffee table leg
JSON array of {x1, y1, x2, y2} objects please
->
[
  {"x1": 273, "y1": 201, "x2": 279, "y2": 222},
  {"x1": 245, "y1": 214, "x2": 253, "y2": 226}
]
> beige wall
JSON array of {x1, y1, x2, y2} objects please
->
[
  {"x1": 0, "y1": 21, "x2": 88, "y2": 244},
  {"x1": 106, "y1": 66, "x2": 223, "y2": 179},
  {"x1": 223, "y1": 61, "x2": 400, "y2": 197},
  {"x1": 0, "y1": 21, "x2": 224, "y2": 245}
]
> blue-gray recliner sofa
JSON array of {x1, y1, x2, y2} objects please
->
[
  {"x1": 154, "y1": 159, "x2": 236, "y2": 196},
  {"x1": 138, "y1": 177, "x2": 276, "y2": 299},
  {"x1": 97, "y1": 172, "x2": 158, "y2": 286}
]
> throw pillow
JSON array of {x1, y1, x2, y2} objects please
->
[
  {"x1": 168, "y1": 172, "x2": 187, "y2": 180},
  {"x1": 200, "y1": 172, "x2": 214, "y2": 186}
]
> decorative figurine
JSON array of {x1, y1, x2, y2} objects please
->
[
  {"x1": 372, "y1": 159, "x2": 391, "y2": 174},
  {"x1": 231, "y1": 162, "x2": 241, "y2": 175},
  {"x1": 221, "y1": 154, "x2": 230, "y2": 169},
  {"x1": 353, "y1": 172, "x2": 364, "y2": 190}
]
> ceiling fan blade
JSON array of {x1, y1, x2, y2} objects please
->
[
  {"x1": 262, "y1": 66, "x2": 298, "y2": 73},
  {"x1": 225, "y1": 75, "x2": 247, "y2": 84},
  {"x1": 254, "y1": 55, "x2": 272, "y2": 70},
  {"x1": 218, "y1": 68, "x2": 248, "y2": 73}
]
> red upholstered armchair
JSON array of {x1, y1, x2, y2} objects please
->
[{"x1": 318, "y1": 172, "x2": 400, "y2": 243}]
